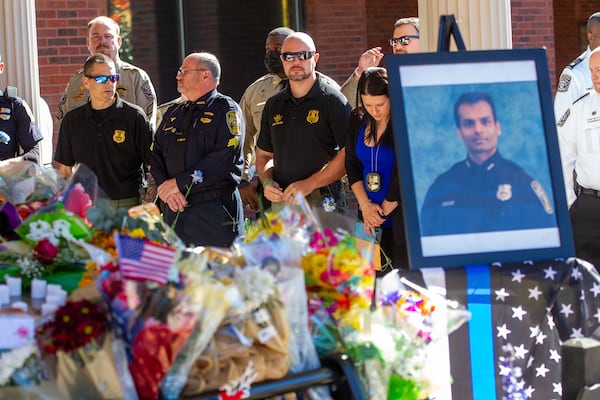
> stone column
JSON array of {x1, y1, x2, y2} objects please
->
[{"x1": 417, "y1": 0, "x2": 512, "y2": 52}]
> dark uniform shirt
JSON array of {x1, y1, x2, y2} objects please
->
[
  {"x1": 421, "y1": 151, "x2": 555, "y2": 236},
  {"x1": 54, "y1": 94, "x2": 152, "y2": 200},
  {"x1": 150, "y1": 88, "x2": 244, "y2": 200},
  {"x1": 257, "y1": 74, "x2": 351, "y2": 188},
  {"x1": 0, "y1": 91, "x2": 43, "y2": 161}
]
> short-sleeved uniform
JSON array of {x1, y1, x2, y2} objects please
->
[
  {"x1": 421, "y1": 152, "x2": 555, "y2": 236},
  {"x1": 240, "y1": 71, "x2": 340, "y2": 181},
  {"x1": 554, "y1": 48, "x2": 592, "y2": 125},
  {"x1": 150, "y1": 89, "x2": 245, "y2": 247},
  {"x1": 57, "y1": 61, "x2": 157, "y2": 127},
  {"x1": 0, "y1": 92, "x2": 43, "y2": 161},
  {"x1": 257, "y1": 73, "x2": 351, "y2": 205},
  {"x1": 54, "y1": 94, "x2": 152, "y2": 200},
  {"x1": 557, "y1": 89, "x2": 600, "y2": 269}
]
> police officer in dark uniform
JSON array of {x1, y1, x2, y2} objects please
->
[
  {"x1": 256, "y1": 32, "x2": 351, "y2": 212},
  {"x1": 54, "y1": 53, "x2": 152, "y2": 208},
  {"x1": 0, "y1": 50, "x2": 43, "y2": 162},
  {"x1": 421, "y1": 92, "x2": 554, "y2": 236},
  {"x1": 151, "y1": 52, "x2": 244, "y2": 247}
]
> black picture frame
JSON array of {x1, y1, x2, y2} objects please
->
[{"x1": 386, "y1": 49, "x2": 575, "y2": 269}]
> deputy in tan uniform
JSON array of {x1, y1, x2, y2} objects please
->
[{"x1": 57, "y1": 16, "x2": 157, "y2": 131}]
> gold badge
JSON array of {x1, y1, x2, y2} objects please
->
[
  {"x1": 113, "y1": 130, "x2": 126, "y2": 143},
  {"x1": 496, "y1": 184, "x2": 512, "y2": 201},
  {"x1": 366, "y1": 172, "x2": 381, "y2": 192},
  {"x1": 200, "y1": 117, "x2": 212, "y2": 123},
  {"x1": 227, "y1": 137, "x2": 240, "y2": 148},
  {"x1": 306, "y1": 109, "x2": 319, "y2": 124},
  {"x1": 226, "y1": 111, "x2": 241, "y2": 135},
  {"x1": 531, "y1": 181, "x2": 554, "y2": 214},
  {"x1": 116, "y1": 86, "x2": 127, "y2": 97},
  {"x1": 272, "y1": 114, "x2": 283, "y2": 126}
]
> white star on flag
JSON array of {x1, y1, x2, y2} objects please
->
[
  {"x1": 497, "y1": 324, "x2": 511, "y2": 339},
  {"x1": 549, "y1": 349, "x2": 561, "y2": 363},
  {"x1": 543, "y1": 266, "x2": 557, "y2": 280},
  {"x1": 512, "y1": 305, "x2": 527, "y2": 320},
  {"x1": 528, "y1": 286, "x2": 542, "y2": 300},
  {"x1": 535, "y1": 363, "x2": 549, "y2": 377},
  {"x1": 559, "y1": 303, "x2": 574, "y2": 318},
  {"x1": 512, "y1": 269, "x2": 525, "y2": 283},
  {"x1": 495, "y1": 287, "x2": 510, "y2": 301},
  {"x1": 514, "y1": 344, "x2": 529, "y2": 359},
  {"x1": 591, "y1": 283, "x2": 600, "y2": 297}
]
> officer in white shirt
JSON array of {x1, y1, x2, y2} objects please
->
[
  {"x1": 557, "y1": 46, "x2": 600, "y2": 271},
  {"x1": 554, "y1": 12, "x2": 600, "y2": 125}
]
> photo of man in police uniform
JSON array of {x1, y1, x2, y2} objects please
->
[{"x1": 420, "y1": 92, "x2": 555, "y2": 236}]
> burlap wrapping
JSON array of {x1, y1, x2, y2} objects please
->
[{"x1": 182, "y1": 301, "x2": 290, "y2": 396}]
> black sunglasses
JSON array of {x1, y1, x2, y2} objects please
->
[
  {"x1": 85, "y1": 74, "x2": 120, "y2": 84},
  {"x1": 280, "y1": 51, "x2": 316, "y2": 62},
  {"x1": 389, "y1": 35, "x2": 419, "y2": 47}
]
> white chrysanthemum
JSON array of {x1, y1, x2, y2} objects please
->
[
  {"x1": 26, "y1": 220, "x2": 54, "y2": 242},
  {"x1": 53, "y1": 219, "x2": 75, "y2": 241},
  {"x1": 234, "y1": 267, "x2": 276, "y2": 305}
]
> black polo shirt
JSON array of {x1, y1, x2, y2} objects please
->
[
  {"x1": 54, "y1": 94, "x2": 152, "y2": 200},
  {"x1": 257, "y1": 73, "x2": 350, "y2": 188}
]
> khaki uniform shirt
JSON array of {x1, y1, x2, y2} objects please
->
[{"x1": 57, "y1": 60, "x2": 157, "y2": 128}]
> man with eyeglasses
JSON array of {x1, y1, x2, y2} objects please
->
[
  {"x1": 57, "y1": 16, "x2": 157, "y2": 133},
  {"x1": 238, "y1": 27, "x2": 340, "y2": 214},
  {"x1": 54, "y1": 53, "x2": 153, "y2": 209},
  {"x1": 256, "y1": 32, "x2": 351, "y2": 212},
  {"x1": 150, "y1": 52, "x2": 245, "y2": 248},
  {"x1": 0, "y1": 50, "x2": 43, "y2": 163},
  {"x1": 341, "y1": 17, "x2": 420, "y2": 109}
]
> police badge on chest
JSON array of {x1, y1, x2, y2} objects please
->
[{"x1": 366, "y1": 172, "x2": 381, "y2": 192}]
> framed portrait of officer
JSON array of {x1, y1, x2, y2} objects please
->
[{"x1": 386, "y1": 49, "x2": 574, "y2": 269}]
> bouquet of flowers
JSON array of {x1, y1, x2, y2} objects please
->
[
  {"x1": 179, "y1": 263, "x2": 291, "y2": 398},
  {"x1": 35, "y1": 297, "x2": 134, "y2": 399},
  {"x1": 95, "y1": 237, "x2": 195, "y2": 400}
]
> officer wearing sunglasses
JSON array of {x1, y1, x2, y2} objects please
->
[
  {"x1": 54, "y1": 53, "x2": 153, "y2": 209},
  {"x1": 341, "y1": 17, "x2": 420, "y2": 108},
  {"x1": 256, "y1": 32, "x2": 351, "y2": 212},
  {"x1": 57, "y1": 16, "x2": 157, "y2": 130}
]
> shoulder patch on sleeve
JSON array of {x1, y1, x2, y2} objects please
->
[
  {"x1": 557, "y1": 73, "x2": 571, "y2": 92},
  {"x1": 531, "y1": 181, "x2": 554, "y2": 214},
  {"x1": 226, "y1": 110, "x2": 242, "y2": 135},
  {"x1": 142, "y1": 83, "x2": 155, "y2": 100},
  {"x1": 557, "y1": 108, "x2": 570, "y2": 127}
]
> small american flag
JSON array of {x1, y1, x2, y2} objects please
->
[{"x1": 114, "y1": 234, "x2": 175, "y2": 284}]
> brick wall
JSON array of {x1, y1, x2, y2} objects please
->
[
  {"x1": 32, "y1": 0, "x2": 588, "y2": 144},
  {"x1": 511, "y1": 0, "x2": 557, "y2": 92},
  {"x1": 553, "y1": 0, "x2": 598, "y2": 78}
]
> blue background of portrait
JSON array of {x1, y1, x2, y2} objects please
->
[{"x1": 402, "y1": 81, "x2": 555, "y2": 213}]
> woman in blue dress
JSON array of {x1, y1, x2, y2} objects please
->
[{"x1": 345, "y1": 67, "x2": 408, "y2": 270}]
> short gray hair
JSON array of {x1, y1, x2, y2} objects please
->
[
  {"x1": 190, "y1": 52, "x2": 221, "y2": 84},
  {"x1": 394, "y1": 17, "x2": 419, "y2": 33}
]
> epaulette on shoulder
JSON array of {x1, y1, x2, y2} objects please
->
[
  {"x1": 567, "y1": 55, "x2": 585, "y2": 69},
  {"x1": 573, "y1": 91, "x2": 590, "y2": 105}
]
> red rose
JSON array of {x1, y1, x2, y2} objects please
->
[{"x1": 33, "y1": 238, "x2": 59, "y2": 265}]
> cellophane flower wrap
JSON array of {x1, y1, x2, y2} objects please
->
[
  {"x1": 236, "y1": 203, "x2": 322, "y2": 375},
  {"x1": 180, "y1": 262, "x2": 291, "y2": 398},
  {"x1": 374, "y1": 271, "x2": 472, "y2": 399},
  {"x1": 160, "y1": 250, "x2": 240, "y2": 400},
  {"x1": 93, "y1": 201, "x2": 201, "y2": 400},
  {"x1": 35, "y1": 295, "x2": 134, "y2": 399}
]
